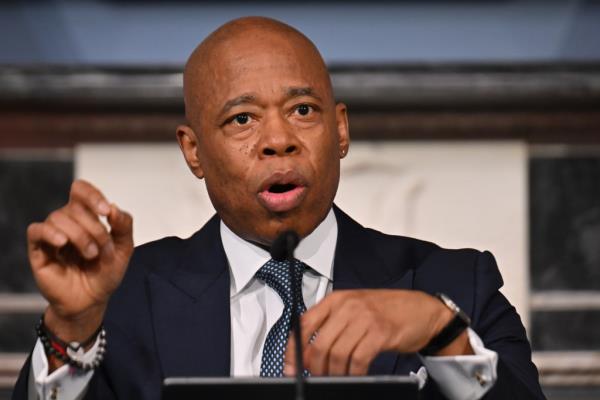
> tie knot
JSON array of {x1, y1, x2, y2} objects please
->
[{"x1": 256, "y1": 259, "x2": 305, "y2": 306}]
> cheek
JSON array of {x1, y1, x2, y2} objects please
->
[
  {"x1": 202, "y1": 142, "x2": 254, "y2": 195},
  {"x1": 204, "y1": 137, "x2": 249, "y2": 172},
  {"x1": 311, "y1": 129, "x2": 339, "y2": 167},
  {"x1": 238, "y1": 142, "x2": 256, "y2": 157},
  {"x1": 304, "y1": 133, "x2": 340, "y2": 191},
  {"x1": 322, "y1": 128, "x2": 342, "y2": 178}
]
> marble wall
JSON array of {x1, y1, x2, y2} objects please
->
[
  {"x1": 0, "y1": 153, "x2": 72, "y2": 354},
  {"x1": 530, "y1": 154, "x2": 600, "y2": 351},
  {"x1": 531, "y1": 157, "x2": 600, "y2": 291},
  {"x1": 0, "y1": 155, "x2": 72, "y2": 293}
]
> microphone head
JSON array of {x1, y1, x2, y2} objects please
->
[{"x1": 270, "y1": 230, "x2": 300, "y2": 261}]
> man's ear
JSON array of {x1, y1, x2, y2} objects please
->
[
  {"x1": 176, "y1": 125, "x2": 205, "y2": 179},
  {"x1": 335, "y1": 102, "x2": 350, "y2": 158}
]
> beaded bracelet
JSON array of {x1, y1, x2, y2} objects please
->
[{"x1": 36, "y1": 315, "x2": 107, "y2": 372}]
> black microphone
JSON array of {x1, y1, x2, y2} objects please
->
[
  {"x1": 270, "y1": 230, "x2": 305, "y2": 400},
  {"x1": 270, "y1": 231, "x2": 300, "y2": 262}
]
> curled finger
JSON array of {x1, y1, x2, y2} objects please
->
[
  {"x1": 66, "y1": 202, "x2": 112, "y2": 249},
  {"x1": 47, "y1": 210, "x2": 100, "y2": 260},
  {"x1": 348, "y1": 330, "x2": 384, "y2": 376}
]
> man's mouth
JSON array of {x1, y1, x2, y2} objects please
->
[
  {"x1": 268, "y1": 183, "x2": 298, "y2": 193},
  {"x1": 257, "y1": 172, "x2": 308, "y2": 213}
]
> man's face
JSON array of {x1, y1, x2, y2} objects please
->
[{"x1": 179, "y1": 33, "x2": 349, "y2": 245}]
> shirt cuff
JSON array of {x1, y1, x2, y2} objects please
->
[
  {"x1": 419, "y1": 328, "x2": 498, "y2": 400},
  {"x1": 30, "y1": 337, "x2": 98, "y2": 400}
]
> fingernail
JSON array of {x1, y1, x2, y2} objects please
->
[
  {"x1": 55, "y1": 233, "x2": 68, "y2": 246},
  {"x1": 97, "y1": 201, "x2": 110, "y2": 215},
  {"x1": 85, "y1": 243, "x2": 99, "y2": 258}
]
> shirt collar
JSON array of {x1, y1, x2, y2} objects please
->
[{"x1": 220, "y1": 208, "x2": 338, "y2": 296}]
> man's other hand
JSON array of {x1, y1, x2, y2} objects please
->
[{"x1": 284, "y1": 289, "x2": 473, "y2": 376}]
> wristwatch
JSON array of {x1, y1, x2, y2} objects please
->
[{"x1": 418, "y1": 293, "x2": 471, "y2": 356}]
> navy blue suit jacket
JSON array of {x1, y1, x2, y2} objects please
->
[{"x1": 13, "y1": 207, "x2": 545, "y2": 399}]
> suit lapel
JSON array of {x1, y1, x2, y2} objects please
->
[
  {"x1": 332, "y1": 205, "x2": 414, "y2": 290},
  {"x1": 332, "y1": 206, "x2": 420, "y2": 375},
  {"x1": 148, "y1": 215, "x2": 231, "y2": 378}
]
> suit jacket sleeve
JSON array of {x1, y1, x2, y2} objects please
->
[
  {"x1": 10, "y1": 354, "x2": 30, "y2": 400},
  {"x1": 467, "y1": 251, "x2": 545, "y2": 399},
  {"x1": 412, "y1": 248, "x2": 545, "y2": 399}
]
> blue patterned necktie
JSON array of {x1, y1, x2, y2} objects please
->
[{"x1": 256, "y1": 258, "x2": 308, "y2": 377}]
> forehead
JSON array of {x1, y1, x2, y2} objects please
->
[{"x1": 192, "y1": 34, "x2": 331, "y2": 114}]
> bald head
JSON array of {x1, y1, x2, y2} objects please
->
[
  {"x1": 183, "y1": 17, "x2": 333, "y2": 125},
  {"x1": 176, "y1": 16, "x2": 349, "y2": 244}
]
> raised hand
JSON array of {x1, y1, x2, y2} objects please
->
[{"x1": 27, "y1": 179, "x2": 134, "y2": 345}]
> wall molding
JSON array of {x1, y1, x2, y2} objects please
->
[{"x1": 0, "y1": 64, "x2": 599, "y2": 147}]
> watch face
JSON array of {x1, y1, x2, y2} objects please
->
[
  {"x1": 439, "y1": 293, "x2": 459, "y2": 313},
  {"x1": 447, "y1": 298, "x2": 458, "y2": 311}
]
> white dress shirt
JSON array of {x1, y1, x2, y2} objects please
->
[{"x1": 30, "y1": 209, "x2": 497, "y2": 400}]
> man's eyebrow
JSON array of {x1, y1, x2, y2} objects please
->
[
  {"x1": 286, "y1": 86, "x2": 322, "y2": 101},
  {"x1": 220, "y1": 94, "x2": 257, "y2": 115}
]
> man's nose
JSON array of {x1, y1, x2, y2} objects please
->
[{"x1": 258, "y1": 114, "x2": 300, "y2": 158}]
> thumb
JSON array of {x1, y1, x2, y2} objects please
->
[
  {"x1": 284, "y1": 333, "x2": 296, "y2": 376},
  {"x1": 107, "y1": 204, "x2": 133, "y2": 250}
]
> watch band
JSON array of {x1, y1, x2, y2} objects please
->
[{"x1": 418, "y1": 293, "x2": 471, "y2": 356}]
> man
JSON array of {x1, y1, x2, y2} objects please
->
[{"x1": 13, "y1": 17, "x2": 545, "y2": 400}]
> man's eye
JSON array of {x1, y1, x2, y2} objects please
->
[
  {"x1": 295, "y1": 104, "x2": 312, "y2": 116},
  {"x1": 232, "y1": 113, "x2": 250, "y2": 125}
]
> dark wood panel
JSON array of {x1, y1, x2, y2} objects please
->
[
  {"x1": 1, "y1": 110, "x2": 599, "y2": 148},
  {"x1": 0, "y1": 112, "x2": 183, "y2": 147},
  {"x1": 348, "y1": 111, "x2": 600, "y2": 142}
]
